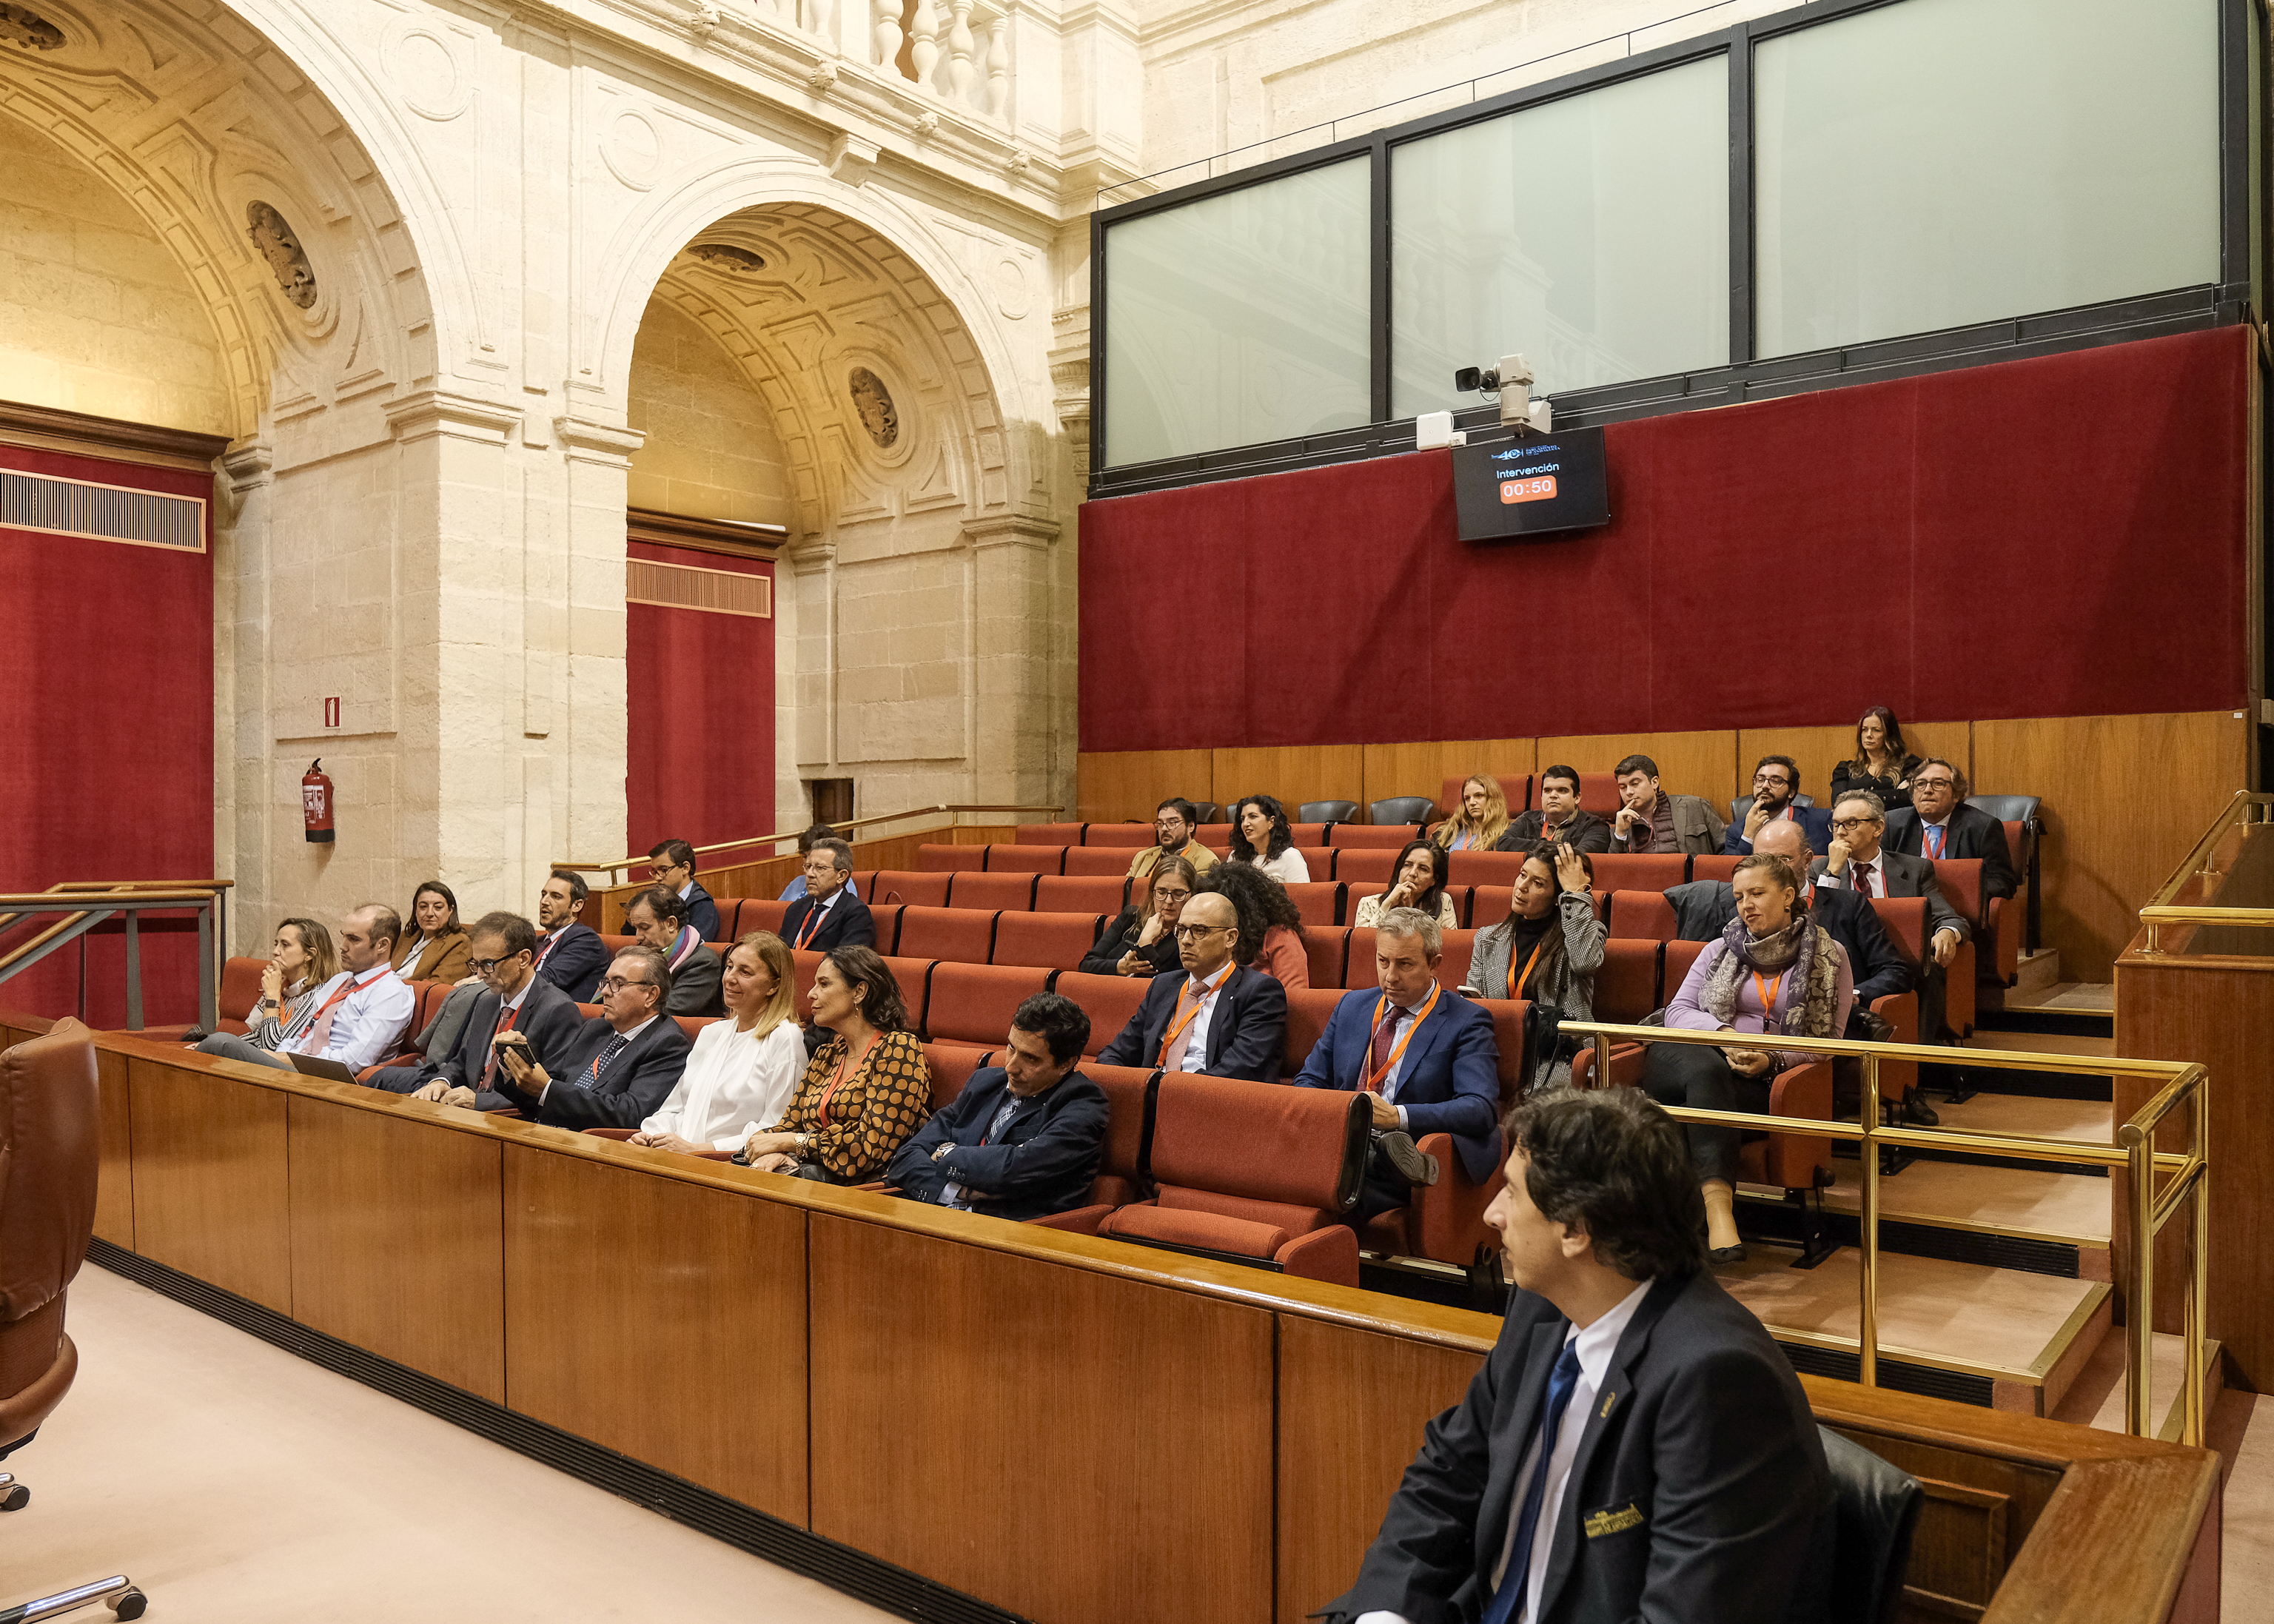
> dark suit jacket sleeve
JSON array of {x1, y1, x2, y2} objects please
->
[
  {"x1": 1915, "y1": 862, "x2": 1968, "y2": 942},
  {"x1": 688, "y1": 892, "x2": 722, "y2": 942},
  {"x1": 1831, "y1": 892, "x2": 1913, "y2": 1006},
  {"x1": 1392, "y1": 1005, "x2": 1499, "y2": 1149},
  {"x1": 887, "y1": 1083, "x2": 982, "y2": 1201},
  {"x1": 1572, "y1": 813, "x2": 1612, "y2": 855},
  {"x1": 474, "y1": 986, "x2": 590, "y2": 1113},
  {"x1": 1973, "y1": 811, "x2": 2019, "y2": 899},
  {"x1": 1202, "y1": 970, "x2": 1286, "y2": 1083},
  {"x1": 1720, "y1": 818, "x2": 1750, "y2": 854},
  {"x1": 665, "y1": 949, "x2": 722, "y2": 1016},
  {"x1": 536, "y1": 1025, "x2": 692, "y2": 1130},
  {"x1": 837, "y1": 898, "x2": 877, "y2": 949},
  {"x1": 938, "y1": 1077, "x2": 1109, "y2": 1195},
  {"x1": 1098, "y1": 976, "x2": 1171, "y2": 1068},
  {"x1": 549, "y1": 928, "x2": 609, "y2": 1004},
  {"x1": 427, "y1": 991, "x2": 499, "y2": 1087}
]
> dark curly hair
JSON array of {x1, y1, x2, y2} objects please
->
[
  {"x1": 1505, "y1": 1086, "x2": 1707, "y2": 1280},
  {"x1": 1198, "y1": 860, "x2": 1306, "y2": 965},
  {"x1": 825, "y1": 945, "x2": 910, "y2": 1033},
  {"x1": 1228, "y1": 793, "x2": 1294, "y2": 862}
]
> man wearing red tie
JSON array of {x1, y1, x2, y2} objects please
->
[
  {"x1": 199, "y1": 904, "x2": 415, "y2": 1073},
  {"x1": 369, "y1": 912, "x2": 585, "y2": 1108},
  {"x1": 1096, "y1": 892, "x2": 1287, "y2": 1084},
  {"x1": 1293, "y1": 907, "x2": 1501, "y2": 1223},
  {"x1": 1883, "y1": 760, "x2": 2019, "y2": 900}
]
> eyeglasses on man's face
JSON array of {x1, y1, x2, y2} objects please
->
[
  {"x1": 1171, "y1": 922, "x2": 1233, "y2": 941},
  {"x1": 469, "y1": 953, "x2": 528, "y2": 975},
  {"x1": 1829, "y1": 816, "x2": 1882, "y2": 833},
  {"x1": 598, "y1": 974, "x2": 652, "y2": 994}
]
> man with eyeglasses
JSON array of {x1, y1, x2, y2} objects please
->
[
  {"x1": 780, "y1": 836, "x2": 876, "y2": 953},
  {"x1": 1125, "y1": 797, "x2": 1221, "y2": 882},
  {"x1": 645, "y1": 838, "x2": 720, "y2": 942},
  {"x1": 1884, "y1": 759, "x2": 2018, "y2": 900},
  {"x1": 487, "y1": 945, "x2": 693, "y2": 1129},
  {"x1": 1723, "y1": 755, "x2": 1833, "y2": 855},
  {"x1": 368, "y1": 911, "x2": 584, "y2": 1109},
  {"x1": 1098, "y1": 891, "x2": 1286, "y2": 1083},
  {"x1": 1814, "y1": 791, "x2": 1967, "y2": 1060}
]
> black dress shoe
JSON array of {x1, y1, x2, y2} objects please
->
[
  {"x1": 1899, "y1": 1089, "x2": 1940, "y2": 1127},
  {"x1": 1708, "y1": 1243, "x2": 1747, "y2": 1265},
  {"x1": 1379, "y1": 1130, "x2": 1440, "y2": 1187}
]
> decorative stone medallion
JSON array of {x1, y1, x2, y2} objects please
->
[
  {"x1": 848, "y1": 367, "x2": 898, "y2": 449},
  {"x1": 0, "y1": 5, "x2": 64, "y2": 49},
  {"x1": 246, "y1": 201, "x2": 318, "y2": 309}
]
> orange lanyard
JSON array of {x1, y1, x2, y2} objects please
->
[
  {"x1": 796, "y1": 896, "x2": 829, "y2": 949},
  {"x1": 1363, "y1": 983, "x2": 1440, "y2": 1094},
  {"x1": 1160, "y1": 973, "x2": 1220, "y2": 1058},
  {"x1": 1751, "y1": 970, "x2": 1784, "y2": 1020},
  {"x1": 1508, "y1": 939, "x2": 1547, "y2": 1001}
]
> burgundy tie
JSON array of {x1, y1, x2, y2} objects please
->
[
  {"x1": 1854, "y1": 862, "x2": 1876, "y2": 898},
  {"x1": 1366, "y1": 1005, "x2": 1406, "y2": 1090}
]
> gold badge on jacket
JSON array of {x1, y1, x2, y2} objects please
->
[{"x1": 1583, "y1": 1503, "x2": 1645, "y2": 1539}]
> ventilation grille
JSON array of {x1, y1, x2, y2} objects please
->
[
  {"x1": 627, "y1": 557, "x2": 772, "y2": 618},
  {"x1": 0, "y1": 467, "x2": 206, "y2": 552}
]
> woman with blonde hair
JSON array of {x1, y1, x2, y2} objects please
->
[
  {"x1": 201, "y1": 917, "x2": 338, "y2": 1055},
  {"x1": 1432, "y1": 774, "x2": 1510, "y2": 851},
  {"x1": 629, "y1": 930, "x2": 805, "y2": 1154}
]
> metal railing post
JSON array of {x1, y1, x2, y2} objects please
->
[
  {"x1": 2123, "y1": 1121, "x2": 2153, "y2": 1437},
  {"x1": 1592, "y1": 1032, "x2": 1611, "y2": 1092},
  {"x1": 123, "y1": 910, "x2": 142, "y2": 1031},
  {"x1": 197, "y1": 898, "x2": 216, "y2": 1033},
  {"x1": 1860, "y1": 1052, "x2": 1880, "y2": 1389}
]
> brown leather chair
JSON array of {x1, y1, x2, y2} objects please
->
[{"x1": 0, "y1": 1019, "x2": 148, "y2": 1620}]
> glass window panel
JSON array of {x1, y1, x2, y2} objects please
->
[
  {"x1": 1103, "y1": 158, "x2": 1372, "y2": 467},
  {"x1": 1756, "y1": 0, "x2": 2219, "y2": 358},
  {"x1": 1389, "y1": 58, "x2": 1729, "y2": 420}
]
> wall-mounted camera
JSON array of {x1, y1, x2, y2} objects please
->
[{"x1": 1457, "y1": 353, "x2": 1553, "y2": 434}]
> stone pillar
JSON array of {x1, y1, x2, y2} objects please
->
[
  {"x1": 217, "y1": 437, "x2": 274, "y2": 952},
  {"x1": 963, "y1": 514, "x2": 1061, "y2": 810},
  {"x1": 551, "y1": 415, "x2": 647, "y2": 890}
]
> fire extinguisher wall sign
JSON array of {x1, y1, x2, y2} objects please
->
[{"x1": 303, "y1": 759, "x2": 335, "y2": 844}]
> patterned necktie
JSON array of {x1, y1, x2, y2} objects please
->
[
  {"x1": 1483, "y1": 1341, "x2": 1585, "y2": 1624},
  {"x1": 481, "y1": 1005, "x2": 517, "y2": 1087},
  {"x1": 1366, "y1": 1005, "x2": 1407, "y2": 1090},
  {"x1": 583, "y1": 1033, "x2": 631, "y2": 1090}
]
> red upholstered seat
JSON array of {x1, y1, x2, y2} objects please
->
[
  {"x1": 1690, "y1": 855, "x2": 1739, "y2": 882},
  {"x1": 1081, "y1": 824, "x2": 1156, "y2": 847},
  {"x1": 672, "y1": 1016, "x2": 716, "y2": 1042},
  {"x1": 1590, "y1": 853, "x2": 1688, "y2": 893},
  {"x1": 1469, "y1": 885, "x2": 1511, "y2": 927},
  {"x1": 1281, "y1": 987, "x2": 1349, "y2": 1069},
  {"x1": 864, "y1": 903, "x2": 905, "y2": 955},
  {"x1": 1362, "y1": 1130, "x2": 1506, "y2": 1272},
  {"x1": 916, "y1": 843, "x2": 984, "y2": 873},
  {"x1": 1016, "y1": 823, "x2": 1086, "y2": 845},
  {"x1": 1027, "y1": 1063, "x2": 1161, "y2": 1231},
  {"x1": 1857, "y1": 897, "x2": 1927, "y2": 1101},
  {"x1": 1733, "y1": 1062, "x2": 1836, "y2": 1192},
  {"x1": 1098, "y1": 1074, "x2": 1369, "y2": 1285},
  {"x1": 1282, "y1": 882, "x2": 1346, "y2": 927},
  {"x1": 922, "y1": 963, "x2": 1050, "y2": 1048},
  {"x1": 599, "y1": 933, "x2": 634, "y2": 957},
  {"x1": 1333, "y1": 848, "x2": 1395, "y2": 885},
  {"x1": 993, "y1": 911, "x2": 1102, "y2": 972},
  {"x1": 1575, "y1": 773, "x2": 1623, "y2": 816},
  {"x1": 920, "y1": 1042, "x2": 993, "y2": 1112},
  {"x1": 1439, "y1": 774, "x2": 1532, "y2": 817},
  {"x1": 1064, "y1": 846, "x2": 1142, "y2": 876},
  {"x1": 1036, "y1": 875, "x2": 1128, "y2": 915},
  {"x1": 1606, "y1": 890, "x2": 1679, "y2": 942},
  {"x1": 1594, "y1": 939, "x2": 1662, "y2": 1023},
  {"x1": 1444, "y1": 851, "x2": 1527, "y2": 886},
  {"x1": 1287, "y1": 823, "x2": 1329, "y2": 846},
  {"x1": 1662, "y1": 939, "x2": 1708, "y2": 999},
  {"x1": 947, "y1": 872, "x2": 1039, "y2": 912},
  {"x1": 867, "y1": 870, "x2": 950, "y2": 907},
  {"x1": 1304, "y1": 927, "x2": 1350, "y2": 990},
  {"x1": 1287, "y1": 845, "x2": 1335, "y2": 879},
  {"x1": 985, "y1": 844, "x2": 1066, "y2": 874},
  {"x1": 894, "y1": 907, "x2": 998, "y2": 964},
  {"x1": 1050, "y1": 971, "x2": 1153, "y2": 1058},
  {"x1": 1194, "y1": 823, "x2": 1233, "y2": 849},
  {"x1": 1330, "y1": 825, "x2": 1422, "y2": 848},
  {"x1": 790, "y1": 953, "x2": 935, "y2": 1031},
  {"x1": 736, "y1": 898, "x2": 791, "y2": 939},
  {"x1": 216, "y1": 956, "x2": 266, "y2": 1034},
  {"x1": 1931, "y1": 858, "x2": 1995, "y2": 1031}
]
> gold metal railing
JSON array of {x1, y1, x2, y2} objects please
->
[
  {"x1": 2136, "y1": 788, "x2": 2274, "y2": 952},
  {"x1": 1566, "y1": 1021, "x2": 2210, "y2": 1443},
  {"x1": 0, "y1": 882, "x2": 232, "y2": 1031},
  {"x1": 555, "y1": 803, "x2": 1066, "y2": 883}
]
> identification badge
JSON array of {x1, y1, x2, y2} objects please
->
[{"x1": 1584, "y1": 1503, "x2": 1645, "y2": 1539}]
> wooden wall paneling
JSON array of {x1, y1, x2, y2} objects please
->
[
  {"x1": 125, "y1": 1055, "x2": 290, "y2": 1312},
  {"x1": 1898, "y1": 721, "x2": 1973, "y2": 788},
  {"x1": 1079, "y1": 749, "x2": 1215, "y2": 822},
  {"x1": 286, "y1": 1097, "x2": 506, "y2": 1402},
  {"x1": 502, "y1": 1146, "x2": 808, "y2": 1520},
  {"x1": 808, "y1": 1211, "x2": 1277, "y2": 1624},
  {"x1": 93, "y1": 1046, "x2": 132, "y2": 1248},
  {"x1": 1896, "y1": 1476, "x2": 2011, "y2": 1621},
  {"x1": 2114, "y1": 954, "x2": 2274, "y2": 1390},
  {"x1": 1740, "y1": 727, "x2": 1879, "y2": 811},
  {"x1": 1213, "y1": 745, "x2": 1369, "y2": 816},
  {"x1": 1533, "y1": 731, "x2": 1734, "y2": 807},
  {"x1": 1361, "y1": 739, "x2": 1535, "y2": 810},
  {"x1": 1974, "y1": 711, "x2": 2247, "y2": 979},
  {"x1": 1275, "y1": 1315, "x2": 1488, "y2": 1624}
]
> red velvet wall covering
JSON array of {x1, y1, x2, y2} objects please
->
[
  {"x1": 0, "y1": 442, "x2": 213, "y2": 1024},
  {"x1": 1079, "y1": 328, "x2": 2252, "y2": 751},
  {"x1": 625, "y1": 540, "x2": 776, "y2": 857}
]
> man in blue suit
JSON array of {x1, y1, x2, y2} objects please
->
[
  {"x1": 1293, "y1": 906, "x2": 1501, "y2": 1222},
  {"x1": 1723, "y1": 754, "x2": 1834, "y2": 855}
]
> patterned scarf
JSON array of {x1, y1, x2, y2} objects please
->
[{"x1": 1697, "y1": 913, "x2": 1840, "y2": 1039}]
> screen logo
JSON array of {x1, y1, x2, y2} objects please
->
[{"x1": 1499, "y1": 476, "x2": 1558, "y2": 505}]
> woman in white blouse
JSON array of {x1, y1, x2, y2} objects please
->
[
  {"x1": 629, "y1": 930, "x2": 804, "y2": 1154},
  {"x1": 1228, "y1": 794, "x2": 1310, "y2": 884}
]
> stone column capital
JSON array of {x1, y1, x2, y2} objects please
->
[
  {"x1": 959, "y1": 514, "x2": 1061, "y2": 551},
  {"x1": 554, "y1": 415, "x2": 648, "y2": 468},
  {"x1": 383, "y1": 389, "x2": 523, "y2": 446},
  {"x1": 221, "y1": 436, "x2": 275, "y2": 493}
]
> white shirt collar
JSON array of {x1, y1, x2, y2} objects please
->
[
  {"x1": 677, "y1": 880, "x2": 695, "y2": 901},
  {"x1": 613, "y1": 1013, "x2": 663, "y2": 1044},
  {"x1": 1566, "y1": 1276, "x2": 1655, "y2": 1380},
  {"x1": 1188, "y1": 960, "x2": 1232, "y2": 995},
  {"x1": 807, "y1": 885, "x2": 840, "y2": 913}
]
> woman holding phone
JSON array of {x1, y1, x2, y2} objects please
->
[{"x1": 1464, "y1": 843, "x2": 1603, "y2": 1091}]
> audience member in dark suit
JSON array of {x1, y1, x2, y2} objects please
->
[
  {"x1": 646, "y1": 837, "x2": 720, "y2": 941},
  {"x1": 782, "y1": 836, "x2": 877, "y2": 953},
  {"x1": 1495, "y1": 764, "x2": 1611, "y2": 854},
  {"x1": 1816, "y1": 790, "x2": 1968, "y2": 1047},
  {"x1": 369, "y1": 911, "x2": 586, "y2": 1110},
  {"x1": 1827, "y1": 705, "x2": 1922, "y2": 811},
  {"x1": 492, "y1": 945, "x2": 692, "y2": 1130},
  {"x1": 531, "y1": 868, "x2": 608, "y2": 1003},
  {"x1": 1606, "y1": 754, "x2": 1725, "y2": 855},
  {"x1": 1080, "y1": 855, "x2": 1196, "y2": 976},
  {"x1": 1293, "y1": 906, "x2": 1500, "y2": 1221},
  {"x1": 1885, "y1": 759, "x2": 2017, "y2": 899},
  {"x1": 888, "y1": 993, "x2": 1109, "y2": 1222},
  {"x1": 1099, "y1": 892, "x2": 1287, "y2": 1084},
  {"x1": 625, "y1": 886, "x2": 725, "y2": 1017},
  {"x1": 1325, "y1": 1088, "x2": 1831, "y2": 1624},
  {"x1": 1723, "y1": 755, "x2": 1833, "y2": 854}
]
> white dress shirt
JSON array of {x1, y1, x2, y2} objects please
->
[
  {"x1": 1373, "y1": 989, "x2": 1434, "y2": 1130},
  {"x1": 1164, "y1": 962, "x2": 1232, "y2": 1071},
  {"x1": 1249, "y1": 848, "x2": 1311, "y2": 884},
  {"x1": 1817, "y1": 849, "x2": 1885, "y2": 896},
  {"x1": 288, "y1": 963, "x2": 415, "y2": 1070},
  {"x1": 640, "y1": 1018, "x2": 804, "y2": 1149},
  {"x1": 1356, "y1": 1277, "x2": 1654, "y2": 1624}
]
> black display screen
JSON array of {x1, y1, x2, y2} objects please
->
[{"x1": 1451, "y1": 427, "x2": 1611, "y2": 540}]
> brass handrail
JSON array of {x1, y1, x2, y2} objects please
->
[
  {"x1": 556, "y1": 802, "x2": 1066, "y2": 881},
  {"x1": 2136, "y1": 789, "x2": 2274, "y2": 950},
  {"x1": 0, "y1": 885, "x2": 227, "y2": 1030},
  {"x1": 1566, "y1": 1020, "x2": 2210, "y2": 1443}
]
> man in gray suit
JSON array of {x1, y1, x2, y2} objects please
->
[
  {"x1": 1812, "y1": 790, "x2": 1967, "y2": 1044},
  {"x1": 1606, "y1": 754, "x2": 1725, "y2": 856},
  {"x1": 367, "y1": 911, "x2": 585, "y2": 1110}
]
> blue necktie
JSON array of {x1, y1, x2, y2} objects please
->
[
  {"x1": 581, "y1": 1034, "x2": 631, "y2": 1090},
  {"x1": 1483, "y1": 1341, "x2": 1585, "y2": 1624}
]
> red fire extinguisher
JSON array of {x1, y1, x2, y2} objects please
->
[{"x1": 302, "y1": 759, "x2": 335, "y2": 844}]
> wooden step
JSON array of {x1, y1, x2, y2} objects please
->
[
  {"x1": 1817, "y1": 1158, "x2": 2111, "y2": 1255},
  {"x1": 1934, "y1": 1092, "x2": 2113, "y2": 1147},
  {"x1": 1718, "y1": 1244, "x2": 2110, "y2": 1415},
  {"x1": 2049, "y1": 1323, "x2": 2227, "y2": 1442}
]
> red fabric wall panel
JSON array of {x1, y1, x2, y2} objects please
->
[
  {"x1": 1079, "y1": 327, "x2": 2250, "y2": 750},
  {"x1": 0, "y1": 443, "x2": 213, "y2": 1025},
  {"x1": 625, "y1": 540, "x2": 775, "y2": 856}
]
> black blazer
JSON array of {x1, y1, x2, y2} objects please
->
[
  {"x1": 781, "y1": 890, "x2": 878, "y2": 954},
  {"x1": 1495, "y1": 808, "x2": 1612, "y2": 855},
  {"x1": 886, "y1": 1067, "x2": 1110, "y2": 1221},
  {"x1": 534, "y1": 922, "x2": 609, "y2": 1004},
  {"x1": 1079, "y1": 907, "x2": 1179, "y2": 977},
  {"x1": 664, "y1": 940, "x2": 726, "y2": 1018},
  {"x1": 682, "y1": 882, "x2": 722, "y2": 943},
  {"x1": 1809, "y1": 850, "x2": 1968, "y2": 944},
  {"x1": 1099, "y1": 964, "x2": 1287, "y2": 1085},
  {"x1": 1664, "y1": 882, "x2": 1912, "y2": 1019},
  {"x1": 432, "y1": 976, "x2": 587, "y2": 1110},
  {"x1": 1884, "y1": 804, "x2": 2017, "y2": 901},
  {"x1": 1326, "y1": 1270, "x2": 1832, "y2": 1624},
  {"x1": 1828, "y1": 755, "x2": 1921, "y2": 812},
  {"x1": 498, "y1": 1012, "x2": 693, "y2": 1130}
]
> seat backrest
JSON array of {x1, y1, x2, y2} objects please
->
[
  {"x1": 1053, "y1": 970, "x2": 1156, "y2": 1058},
  {"x1": 1345, "y1": 927, "x2": 1478, "y2": 992},
  {"x1": 921, "y1": 1042, "x2": 994, "y2": 1112},
  {"x1": 885, "y1": 958, "x2": 937, "y2": 1033},
  {"x1": 1282, "y1": 987, "x2": 1353, "y2": 1067},
  {"x1": 1931, "y1": 859, "x2": 1987, "y2": 927},
  {"x1": 219, "y1": 956, "x2": 266, "y2": 1024},
  {"x1": 737, "y1": 899, "x2": 791, "y2": 940},
  {"x1": 1287, "y1": 845, "x2": 1335, "y2": 879},
  {"x1": 993, "y1": 911, "x2": 1103, "y2": 972},
  {"x1": 1595, "y1": 940, "x2": 1663, "y2": 1023},
  {"x1": 1689, "y1": 855, "x2": 1740, "y2": 883},
  {"x1": 985, "y1": 844, "x2": 1066, "y2": 875},
  {"x1": 1064, "y1": 845, "x2": 1143, "y2": 876},
  {"x1": 1035, "y1": 875, "x2": 1128, "y2": 916},
  {"x1": 1439, "y1": 774, "x2": 1532, "y2": 818},
  {"x1": 1590, "y1": 853, "x2": 1688, "y2": 893},
  {"x1": 1081, "y1": 824, "x2": 1156, "y2": 847},
  {"x1": 1295, "y1": 802, "x2": 1357, "y2": 825},
  {"x1": 1966, "y1": 793, "x2": 2040, "y2": 825},
  {"x1": 1464, "y1": 996, "x2": 1530, "y2": 1107},
  {"x1": 917, "y1": 842, "x2": 988, "y2": 873},
  {"x1": 1147, "y1": 1073, "x2": 1368, "y2": 1213},
  {"x1": 1570, "y1": 772, "x2": 1620, "y2": 815},
  {"x1": 1663, "y1": 939, "x2": 1708, "y2": 1003},
  {"x1": 1333, "y1": 848, "x2": 1397, "y2": 885},
  {"x1": 1304, "y1": 927, "x2": 1351, "y2": 990},
  {"x1": 1444, "y1": 850, "x2": 1528, "y2": 887},
  {"x1": 1083, "y1": 1063, "x2": 1161, "y2": 1198},
  {"x1": 948, "y1": 872, "x2": 1040, "y2": 912},
  {"x1": 1286, "y1": 822, "x2": 1329, "y2": 846},
  {"x1": 672, "y1": 1015, "x2": 717, "y2": 1042},
  {"x1": 1333, "y1": 822, "x2": 1424, "y2": 848},
  {"x1": 864, "y1": 902, "x2": 905, "y2": 956},
  {"x1": 922, "y1": 963, "x2": 1050, "y2": 1047},
  {"x1": 867, "y1": 870, "x2": 951, "y2": 907},
  {"x1": 1607, "y1": 890, "x2": 1679, "y2": 942},
  {"x1": 599, "y1": 933, "x2": 634, "y2": 957},
  {"x1": 1868, "y1": 896, "x2": 1928, "y2": 972},
  {"x1": 1016, "y1": 822, "x2": 1087, "y2": 845},
  {"x1": 1189, "y1": 801, "x2": 1221, "y2": 825},
  {"x1": 1195, "y1": 823, "x2": 1234, "y2": 850},
  {"x1": 1283, "y1": 882, "x2": 1347, "y2": 927},
  {"x1": 894, "y1": 906, "x2": 999, "y2": 964},
  {"x1": 0, "y1": 1019, "x2": 98, "y2": 1427},
  {"x1": 1821, "y1": 1426, "x2": 1924, "y2": 1624}
]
